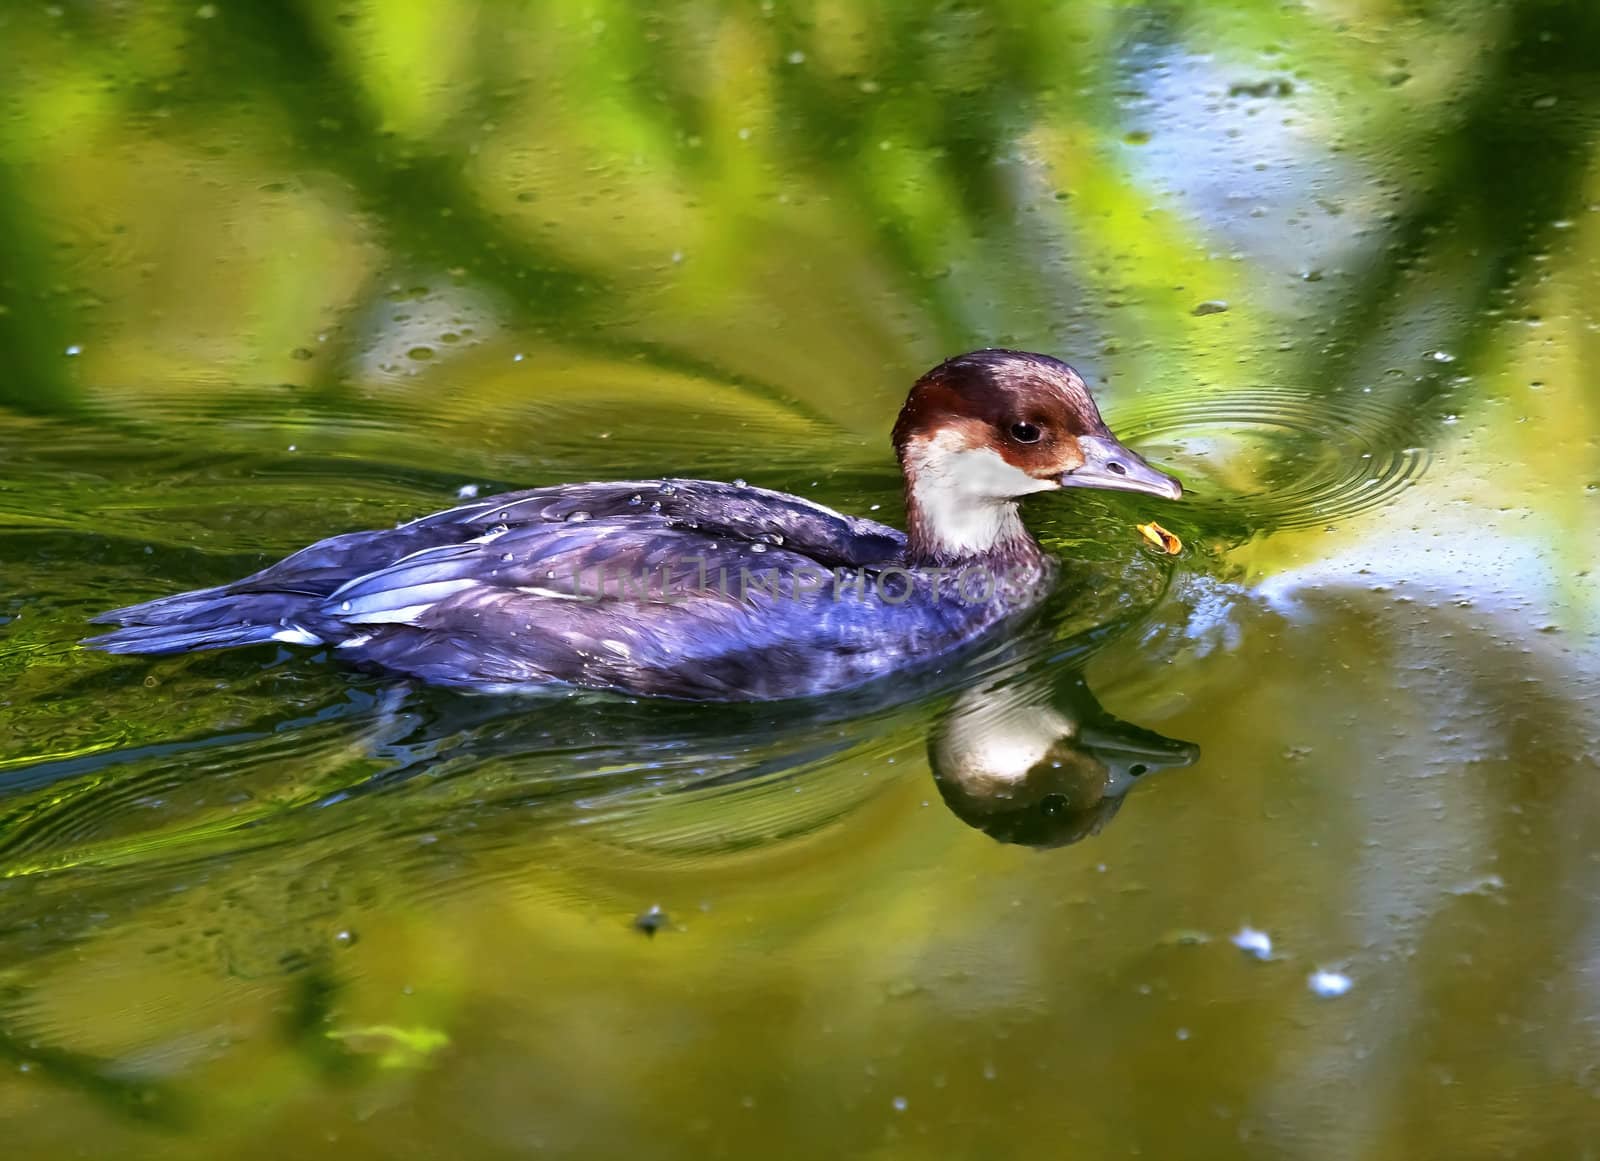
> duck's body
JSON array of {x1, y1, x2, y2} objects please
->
[
  {"x1": 87, "y1": 351, "x2": 1181, "y2": 701},
  {"x1": 91, "y1": 478, "x2": 1049, "y2": 699}
]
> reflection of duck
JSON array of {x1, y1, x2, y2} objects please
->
[
  {"x1": 930, "y1": 667, "x2": 1198, "y2": 848},
  {"x1": 351, "y1": 646, "x2": 1199, "y2": 853},
  {"x1": 87, "y1": 351, "x2": 1181, "y2": 701},
  {"x1": 4, "y1": 601, "x2": 1201, "y2": 880}
]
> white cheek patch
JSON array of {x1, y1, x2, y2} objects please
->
[
  {"x1": 941, "y1": 704, "x2": 1079, "y2": 786},
  {"x1": 904, "y1": 434, "x2": 1057, "y2": 556},
  {"x1": 922, "y1": 443, "x2": 1058, "y2": 500}
]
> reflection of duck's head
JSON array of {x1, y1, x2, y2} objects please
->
[{"x1": 930, "y1": 672, "x2": 1198, "y2": 848}]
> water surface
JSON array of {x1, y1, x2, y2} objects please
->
[{"x1": 2, "y1": 2, "x2": 1598, "y2": 1157}]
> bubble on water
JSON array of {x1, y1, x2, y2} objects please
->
[
  {"x1": 732, "y1": 478, "x2": 748, "y2": 488},
  {"x1": 659, "y1": 482, "x2": 677, "y2": 496},
  {"x1": 64, "y1": 344, "x2": 81, "y2": 356},
  {"x1": 1427, "y1": 349, "x2": 1455, "y2": 363},
  {"x1": 567, "y1": 510, "x2": 592, "y2": 523},
  {"x1": 891, "y1": 1096, "x2": 907, "y2": 1112},
  {"x1": 1192, "y1": 300, "x2": 1229, "y2": 316},
  {"x1": 1230, "y1": 78, "x2": 1295, "y2": 98},
  {"x1": 456, "y1": 483, "x2": 480, "y2": 499},
  {"x1": 1448, "y1": 873, "x2": 1506, "y2": 896},
  {"x1": 750, "y1": 542, "x2": 767, "y2": 553},
  {"x1": 628, "y1": 493, "x2": 642, "y2": 505},
  {"x1": 786, "y1": 50, "x2": 806, "y2": 64},
  {"x1": 340, "y1": 601, "x2": 352, "y2": 612},
  {"x1": 407, "y1": 346, "x2": 434, "y2": 361},
  {"x1": 512, "y1": 352, "x2": 525, "y2": 362},
  {"x1": 1308, "y1": 969, "x2": 1352, "y2": 997},
  {"x1": 1231, "y1": 926, "x2": 1273, "y2": 960}
]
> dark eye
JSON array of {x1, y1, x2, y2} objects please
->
[{"x1": 1009, "y1": 422, "x2": 1042, "y2": 444}]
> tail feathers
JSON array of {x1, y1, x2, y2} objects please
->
[
  {"x1": 85, "y1": 589, "x2": 326, "y2": 655},
  {"x1": 83, "y1": 620, "x2": 313, "y2": 655},
  {"x1": 87, "y1": 584, "x2": 236, "y2": 627}
]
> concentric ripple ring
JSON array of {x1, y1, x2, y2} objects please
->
[{"x1": 1116, "y1": 385, "x2": 1433, "y2": 531}]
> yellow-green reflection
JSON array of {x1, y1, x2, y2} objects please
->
[{"x1": 2, "y1": 0, "x2": 1598, "y2": 1157}]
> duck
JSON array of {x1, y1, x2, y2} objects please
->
[{"x1": 86, "y1": 349, "x2": 1182, "y2": 701}]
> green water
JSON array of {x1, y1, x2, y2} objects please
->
[{"x1": 2, "y1": 1, "x2": 1599, "y2": 1156}]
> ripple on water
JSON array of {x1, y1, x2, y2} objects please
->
[{"x1": 1119, "y1": 385, "x2": 1433, "y2": 532}]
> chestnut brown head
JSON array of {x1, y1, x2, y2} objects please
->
[{"x1": 892, "y1": 350, "x2": 1182, "y2": 502}]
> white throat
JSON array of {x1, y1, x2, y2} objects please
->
[{"x1": 903, "y1": 436, "x2": 1055, "y2": 558}]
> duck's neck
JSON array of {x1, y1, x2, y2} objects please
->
[{"x1": 902, "y1": 466, "x2": 1046, "y2": 568}]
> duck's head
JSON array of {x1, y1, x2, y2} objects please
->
[{"x1": 893, "y1": 350, "x2": 1181, "y2": 561}]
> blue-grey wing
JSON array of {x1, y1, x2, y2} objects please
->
[
  {"x1": 94, "y1": 478, "x2": 904, "y2": 633},
  {"x1": 415, "y1": 479, "x2": 906, "y2": 567},
  {"x1": 303, "y1": 519, "x2": 983, "y2": 699}
]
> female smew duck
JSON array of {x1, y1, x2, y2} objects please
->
[{"x1": 88, "y1": 350, "x2": 1182, "y2": 700}]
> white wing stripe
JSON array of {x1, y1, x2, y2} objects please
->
[{"x1": 339, "y1": 578, "x2": 479, "y2": 623}]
